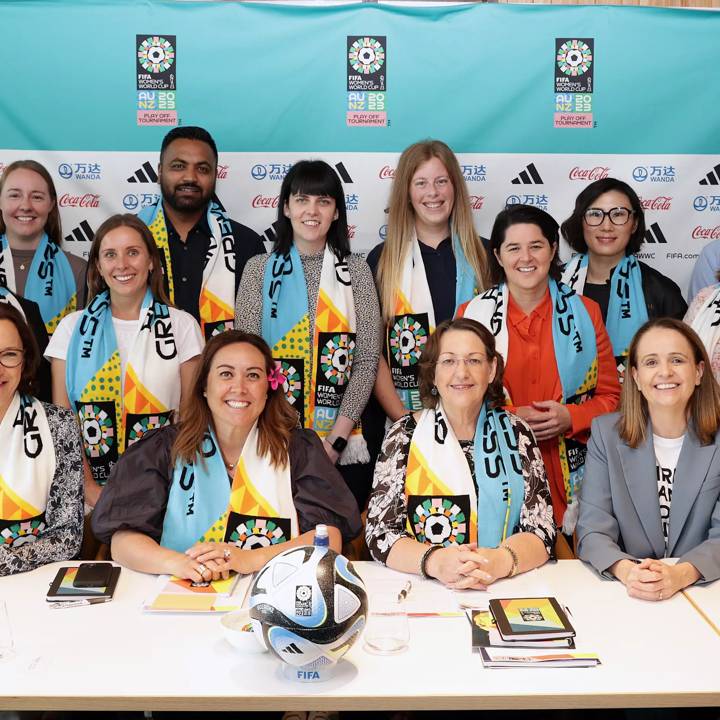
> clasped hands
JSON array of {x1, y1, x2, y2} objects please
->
[
  {"x1": 616, "y1": 558, "x2": 693, "y2": 602},
  {"x1": 426, "y1": 543, "x2": 514, "y2": 591},
  {"x1": 515, "y1": 401, "x2": 572, "y2": 441},
  {"x1": 170, "y1": 542, "x2": 254, "y2": 583}
]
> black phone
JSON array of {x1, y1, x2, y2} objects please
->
[{"x1": 73, "y1": 562, "x2": 114, "y2": 588}]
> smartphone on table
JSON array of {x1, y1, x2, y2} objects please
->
[{"x1": 73, "y1": 562, "x2": 114, "y2": 588}]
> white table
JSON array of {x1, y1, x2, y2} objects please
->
[
  {"x1": 683, "y1": 580, "x2": 720, "y2": 637},
  {"x1": 0, "y1": 559, "x2": 718, "y2": 712}
]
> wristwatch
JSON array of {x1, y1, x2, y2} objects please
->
[{"x1": 330, "y1": 436, "x2": 347, "y2": 453}]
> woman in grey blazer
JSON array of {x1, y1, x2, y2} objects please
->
[{"x1": 577, "y1": 317, "x2": 720, "y2": 599}]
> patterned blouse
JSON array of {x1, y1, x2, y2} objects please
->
[
  {"x1": 365, "y1": 412, "x2": 556, "y2": 564},
  {"x1": 684, "y1": 283, "x2": 720, "y2": 382},
  {"x1": 0, "y1": 402, "x2": 84, "y2": 576}
]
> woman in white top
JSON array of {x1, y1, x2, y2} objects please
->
[
  {"x1": 577, "y1": 317, "x2": 720, "y2": 597},
  {"x1": 46, "y1": 214, "x2": 203, "y2": 509}
]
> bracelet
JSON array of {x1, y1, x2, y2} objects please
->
[
  {"x1": 420, "y1": 545, "x2": 442, "y2": 580},
  {"x1": 501, "y1": 543, "x2": 519, "y2": 578}
]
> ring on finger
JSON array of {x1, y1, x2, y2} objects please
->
[
  {"x1": 223, "y1": 548, "x2": 231, "y2": 560},
  {"x1": 659, "y1": 590, "x2": 663, "y2": 601},
  {"x1": 197, "y1": 563, "x2": 207, "y2": 576}
]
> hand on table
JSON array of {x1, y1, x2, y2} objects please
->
[
  {"x1": 186, "y1": 541, "x2": 257, "y2": 576},
  {"x1": 447, "y1": 546, "x2": 514, "y2": 591},
  {"x1": 425, "y1": 543, "x2": 490, "y2": 587},
  {"x1": 167, "y1": 551, "x2": 226, "y2": 583},
  {"x1": 615, "y1": 558, "x2": 695, "y2": 601},
  {"x1": 515, "y1": 401, "x2": 572, "y2": 441}
]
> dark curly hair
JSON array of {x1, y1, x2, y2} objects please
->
[{"x1": 418, "y1": 318, "x2": 505, "y2": 410}]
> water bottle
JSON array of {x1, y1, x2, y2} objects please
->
[{"x1": 313, "y1": 524, "x2": 330, "y2": 548}]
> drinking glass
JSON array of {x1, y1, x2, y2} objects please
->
[{"x1": 363, "y1": 592, "x2": 409, "y2": 654}]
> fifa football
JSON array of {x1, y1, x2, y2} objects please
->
[{"x1": 248, "y1": 545, "x2": 367, "y2": 675}]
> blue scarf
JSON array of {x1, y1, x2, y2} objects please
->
[
  {"x1": 0, "y1": 233, "x2": 76, "y2": 335},
  {"x1": 562, "y1": 253, "x2": 647, "y2": 370}
]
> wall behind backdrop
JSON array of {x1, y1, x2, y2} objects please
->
[{"x1": 1, "y1": 0, "x2": 719, "y2": 295}]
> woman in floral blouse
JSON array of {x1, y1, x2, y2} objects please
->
[{"x1": 366, "y1": 317, "x2": 555, "y2": 589}]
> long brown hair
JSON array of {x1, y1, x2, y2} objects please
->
[
  {"x1": 418, "y1": 317, "x2": 505, "y2": 410},
  {"x1": 0, "y1": 160, "x2": 62, "y2": 245},
  {"x1": 172, "y1": 331, "x2": 299, "y2": 469},
  {"x1": 85, "y1": 214, "x2": 169, "y2": 304},
  {"x1": 619, "y1": 318, "x2": 720, "y2": 447},
  {"x1": 376, "y1": 140, "x2": 489, "y2": 324}
]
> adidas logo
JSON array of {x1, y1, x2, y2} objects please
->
[
  {"x1": 699, "y1": 163, "x2": 720, "y2": 186},
  {"x1": 511, "y1": 163, "x2": 543, "y2": 185},
  {"x1": 335, "y1": 162, "x2": 353, "y2": 184},
  {"x1": 282, "y1": 643, "x2": 303, "y2": 655},
  {"x1": 127, "y1": 161, "x2": 158, "y2": 184},
  {"x1": 262, "y1": 220, "x2": 282, "y2": 249},
  {"x1": 64, "y1": 220, "x2": 94, "y2": 243},
  {"x1": 644, "y1": 222, "x2": 667, "y2": 244}
]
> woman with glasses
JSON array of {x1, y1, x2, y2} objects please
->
[
  {"x1": 458, "y1": 204, "x2": 620, "y2": 539},
  {"x1": 365, "y1": 317, "x2": 554, "y2": 587},
  {"x1": 0, "y1": 303, "x2": 83, "y2": 576},
  {"x1": 561, "y1": 178, "x2": 686, "y2": 378}
]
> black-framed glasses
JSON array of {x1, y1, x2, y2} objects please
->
[
  {"x1": 583, "y1": 207, "x2": 635, "y2": 226},
  {"x1": 0, "y1": 349, "x2": 23, "y2": 369}
]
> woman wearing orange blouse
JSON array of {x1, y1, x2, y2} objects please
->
[{"x1": 459, "y1": 205, "x2": 620, "y2": 538}]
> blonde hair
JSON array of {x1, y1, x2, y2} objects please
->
[
  {"x1": 619, "y1": 318, "x2": 720, "y2": 447},
  {"x1": 376, "y1": 140, "x2": 489, "y2": 325}
]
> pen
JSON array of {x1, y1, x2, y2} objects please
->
[
  {"x1": 50, "y1": 598, "x2": 112, "y2": 609},
  {"x1": 397, "y1": 580, "x2": 412, "y2": 603}
]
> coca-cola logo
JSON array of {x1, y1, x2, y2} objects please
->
[
  {"x1": 469, "y1": 195, "x2": 484, "y2": 210},
  {"x1": 251, "y1": 194, "x2": 279, "y2": 209},
  {"x1": 569, "y1": 166, "x2": 610, "y2": 181},
  {"x1": 692, "y1": 226, "x2": 720, "y2": 240},
  {"x1": 348, "y1": 224, "x2": 356, "y2": 239},
  {"x1": 639, "y1": 196, "x2": 672, "y2": 211},
  {"x1": 379, "y1": 166, "x2": 395, "y2": 180},
  {"x1": 59, "y1": 193, "x2": 100, "y2": 208},
  {"x1": 216, "y1": 165, "x2": 229, "y2": 179}
]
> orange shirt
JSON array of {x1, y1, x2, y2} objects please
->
[{"x1": 503, "y1": 289, "x2": 620, "y2": 526}]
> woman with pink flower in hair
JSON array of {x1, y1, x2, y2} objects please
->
[{"x1": 92, "y1": 330, "x2": 361, "y2": 580}]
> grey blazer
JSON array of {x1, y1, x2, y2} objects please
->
[{"x1": 577, "y1": 412, "x2": 720, "y2": 583}]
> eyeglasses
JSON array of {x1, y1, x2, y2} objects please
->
[
  {"x1": 583, "y1": 207, "x2": 635, "y2": 226},
  {"x1": 436, "y1": 356, "x2": 487, "y2": 370},
  {"x1": 0, "y1": 349, "x2": 23, "y2": 369}
]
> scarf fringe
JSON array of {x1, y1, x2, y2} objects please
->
[
  {"x1": 562, "y1": 497, "x2": 579, "y2": 535},
  {"x1": 338, "y1": 433, "x2": 370, "y2": 465}
]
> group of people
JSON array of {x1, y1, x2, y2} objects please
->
[{"x1": 1, "y1": 126, "x2": 719, "y2": 605}]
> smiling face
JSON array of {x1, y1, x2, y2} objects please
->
[
  {"x1": 205, "y1": 342, "x2": 269, "y2": 433},
  {"x1": 409, "y1": 156, "x2": 455, "y2": 236},
  {"x1": 582, "y1": 189, "x2": 638, "y2": 263},
  {"x1": 631, "y1": 327, "x2": 703, "y2": 418},
  {"x1": 158, "y1": 138, "x2": 216, "y2": 214},
  {"x1": 434, "y1": 329, "x2": 497, "y2": 417},
  {"x1": 0, "y1": 319, "x2": 23, "y2": 416},
  {"x1": 0, "y1": 168, "x2": 54, "y2": 244},
  {"x1": 96, "y1": 226, "x2": 153, "y2": 303},
  {"x1": 283, "y1": 193, "x2": 338, "y2": 252},
  {"x1": 495, "y1": 223, "x2": 556, "y2": 296}
]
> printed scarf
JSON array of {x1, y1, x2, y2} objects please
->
[
  {"x1": 65, "y1": 289, "x2": 179, "y2": 485},
  {"x1": 462, "y1": 281, "x2": 598, "y2": 507},
  {"x1": 0, "y1": 393, "x2": 55, "y2": 547},
  {"x1": 562, "y1": 253, "x2": 647, "y2": 379},
  {"x1": 405, "y1": 401, "x2": 524, "y2": 548},
  {"x1": 262, "y1": 244, "x2": 366, "y2": 464},
  {"x1": 687, "y1": 283, "x2": 720, "y2": 364},
  {"x1": 139, "y1": 199, "x2": 235, "y2": 338},
  {"x1": 0, "y1": 233, "x2": 76, "y2": 335},
  {"x1": 161, "y1": 422, "x2": 298, "y2": 553},
  {"x1": 388, "y1": 233, "x2": 477, "y2": 410}
]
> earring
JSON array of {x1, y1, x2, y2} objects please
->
[{"x1": 431, "y1": 386, "x2": 438, "y2": 396}]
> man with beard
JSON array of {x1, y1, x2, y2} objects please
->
[{"x1": 138, "y1": 126, "x2": 265, "y2": 338}]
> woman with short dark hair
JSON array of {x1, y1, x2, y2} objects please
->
[
  {"x1": 235, "y1": 161, "x2": 381, "y2": 511},
  {"x1": 578, "y1": 318, "x2": 720, "y2": 596},
  {"x1": 459, "y1": 204, "x2": 620, "y2": 538},
  {"x1": 561, "y1": 178, "x2": 686, "y2": 376},
  {"x1": 0, "y1": 303, "x2": 83, "y2": 576},
  {"x1": 366, "y1": 317, "x2": 554, "y2": 587}
]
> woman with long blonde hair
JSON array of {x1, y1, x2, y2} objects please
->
[{"x1": 367, "y1": 140, "x2": 489, "y2": 427}]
